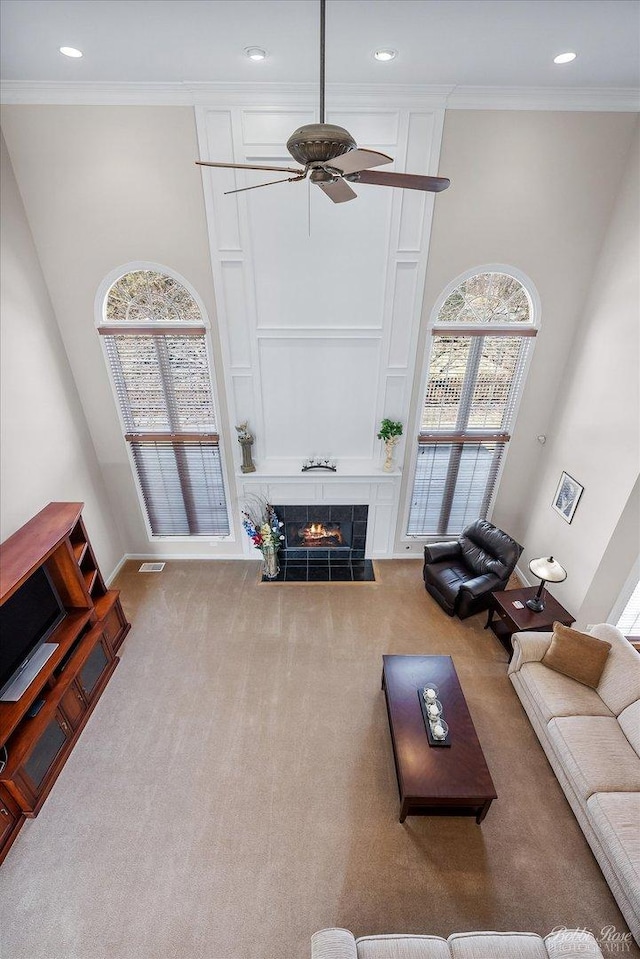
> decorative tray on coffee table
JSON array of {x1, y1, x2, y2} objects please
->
[{"x1": 417, "y1": 689, "x2": 451, "y2": 747}]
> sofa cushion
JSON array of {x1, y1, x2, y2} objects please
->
[
  {"x1": 542, "y1": 623, "x2": 611, "y2": 689},
  {"x1": 517, "y1": 662, "x2": 613, "y2": 723},
  {"x1": 448, "y1": 932, "x2": 547, "y2": 958},
  {"x1": 618, "y1": 700, "x2": 640, "y2": 757},
  {"x1": 548, "y1": 716, "x2": 640, "y2": 800},
  {"x1": 356, "y1": 936, "x2": 450, "y2": 959},
  {"x1": 587, "y1": 792, "x2": 640, "y2": 910},
  {"x1": 591, "y1": 624, "x2": 640, "y2": 715}
]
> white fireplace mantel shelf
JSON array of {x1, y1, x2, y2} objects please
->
[{"x1": 235, "y1": 461, "x2": 401, "y2": 480}]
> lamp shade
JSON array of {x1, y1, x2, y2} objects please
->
[{"x1": 529, "y1": 555, "x2": 567, "y2": 584}]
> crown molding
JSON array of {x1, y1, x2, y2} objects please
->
[
  {"x1": 1, "y1": 80, "x2": 638, "y2": 112},
  {"x1": 446, "y1": 85, "x2": 640, "y2": 112}
]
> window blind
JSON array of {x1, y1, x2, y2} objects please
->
[
  {"x1": 104, "y1": 335, "x2": 217, "y2": 433},
  {"x1": 130, "y1": 440, "x2": 230, "y2": 536},
  {"x1": 409, "y1": 327, "x2": 534, "y2": 537},
  {"x1": 103, "y1": 332, "x2": 229, "y2": 537},
  {"x1": 617, "y1": 581, "x2": 640, "y2": 637},
  {"x1": 408, "y1": 441, "x2": 505, "y2": 536}
]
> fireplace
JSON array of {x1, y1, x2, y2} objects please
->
[
  {"x1": 266, "y1": 504, "x2": 373, "y2": 582},
  {"x1": 286, "y1": 520, "x2": 352, "y2": 551}
]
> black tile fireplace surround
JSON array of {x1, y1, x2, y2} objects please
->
[
  {"x1": 266, "y1": 504, "x2": 374, "y2": 583},
  {"x1": 275, "y1": 504, "x2": 367, "y2": 560}
]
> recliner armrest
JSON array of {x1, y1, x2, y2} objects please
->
[
  {"x1": 508, "y1": 631, "x2": 555, "y2": 676},
  {"x1": 458, "y1": 572, "x2": 502, "y2": 599},
  {"x1": 424, "y1": 541, "x2": 462, "y2": 564},
  {"x1": 311, "y1": 929, "x2": 358, "y2": 959}
]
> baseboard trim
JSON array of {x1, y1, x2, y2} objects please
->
[
  {"x1": 121, "y1": 552, "x2": 249, "y2": 563},
  {"x1": 105, "y1": 554, "x2": 129, "y2": 586},
  {"x1": 515, "y1": 563, "x2": 532, "y2": 587},
  {"x1": 106, "y1": 552, "x2": 419, "y2": 572}
]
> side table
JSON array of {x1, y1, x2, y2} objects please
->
[{"x1": 485, "y1": 586, "x2": 575, "y2": 659}]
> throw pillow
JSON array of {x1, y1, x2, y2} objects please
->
[{"x1": 542, "y1": 622, "x2": 612, "y2": 688}]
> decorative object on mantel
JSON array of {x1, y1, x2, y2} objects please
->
[
  {"x1": 552, "y1": 471, "x2": 583, "y2": 523},
  {"x1": 377, "y1": 419, "x2": 403, "y2": 472},
  {"x1": 235, "y1": 422, "x2": 256, "y2": 473},
  {"x1": 242, "y1": 498, "x2": 284, "y2": 579},
  {"x1": 525, "y1": 555, "x2": 567, "y2": 612},
  {"x1": 301, "y1": 457, "x2": 337, "y2": 472}
]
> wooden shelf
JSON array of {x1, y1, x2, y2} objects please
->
[
  {"x1": 0, "y1": 502, "x2": 131, "y2": 862},
  {"x1": 72, "y1": 541, "x2": 88, "y2": 564},
  {"x1": 83, "y1": 569, "x2": 98, "y2": 593},
  {"x1": 0, "y1": 609, "x2": 93, "y2": 744}
]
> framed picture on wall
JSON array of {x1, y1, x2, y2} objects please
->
[{"x1": 552, "y1": 471, "x2": 584, "y2": 524}]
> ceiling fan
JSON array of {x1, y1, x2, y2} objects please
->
[{"x1": 195, "y1": 0, "x2": 450, "y2": 204}]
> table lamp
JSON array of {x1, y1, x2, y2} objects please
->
[{"x1": 526, "y1": 556, "x2": 567, "y2": 612}]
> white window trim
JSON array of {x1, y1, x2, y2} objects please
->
[
  {"x1": 95, "y1": 261, "x2": 235, "y2": 543},
  {"x1": 609, "y1": 557, "x2": 640, "y2": 628},
  {"x1": 400, "y1": 264, "x2": 541, "y2": 541}
]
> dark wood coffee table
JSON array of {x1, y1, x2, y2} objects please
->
[
  {"x1": 381, "y1": 655, "x2": 496, "y2": 824},
  {"x1": 486, "y1": 587, "x2": 575, "y2": 659}
]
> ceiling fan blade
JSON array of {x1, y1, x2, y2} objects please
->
[
  {"x1": 197, "y1": 160, "x2": 305, "y2": 175},
  {"x1": 357, "y1": 170, "x2": 450, "y2": 193},
  {"x1": 329, "y1": 148, "x2": 393, "y2": 175},
  {"x1": 225, "y1": 174, "x2": 306, "y2": 196},
  {"x1": 316, "y1": 178, "x2": 357, "y2": 204}
]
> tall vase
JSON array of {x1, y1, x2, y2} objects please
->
[
  {"x1": 262, "y1": 544, "x2": 280, "y2": 580},
  {"x1": 383, "y1": 437, "x2": 399, "y2": 472}
]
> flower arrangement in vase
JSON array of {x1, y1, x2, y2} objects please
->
[
  {"x1": 377, "y1": 419, "x2": 403, "y2": 472},
  {"x1": 242, "y1": 498, "x2": 284, "y2": 579}
]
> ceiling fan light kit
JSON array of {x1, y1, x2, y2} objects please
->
[{"x1": 196, "y1": 0, "x2": 450, "y2": 205}]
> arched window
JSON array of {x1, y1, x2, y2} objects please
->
[
  {"x1": 98, "y1": 268, "x2": 230, "y2": 537},
  {"x1": 407, "y1": 269, "x2": 537, "y2": 536}
]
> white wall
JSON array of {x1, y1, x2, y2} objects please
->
[
  {"x1": 516, "y1": 124, "x2": 639, "y2": 624},
  {"x1": 196, "y1": 99, "x2": 443, "y2": 483},
  {"x1": 2, "y1": 105, "x2": 637, "y2": 570},
  {"x1": 397, "y1": 111, "x2": 638, "y2": 559},
  {"x1": 1, "y1": 106, "x2": 238, "y2": 557},
  {"x1": 0, "y1": 132, "x2": 124, "y2": 576}
]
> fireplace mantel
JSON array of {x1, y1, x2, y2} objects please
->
[
  {"x1": 235, "y1": 461, "x2": 401, "y2": 480},
  {"x1": 237, "y1": 466, "x2": 402, "y2": 558}
]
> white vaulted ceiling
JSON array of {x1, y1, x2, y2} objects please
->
[{"x1": 1, "y1": 0, "x2": 639, "y2": 90}]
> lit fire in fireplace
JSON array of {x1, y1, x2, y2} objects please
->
[{"x1": 299, "y1": 522, "x2": 344, "y2": 547}]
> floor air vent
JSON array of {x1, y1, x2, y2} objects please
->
[{"x1": 138, "y1": 562, "x2": 166, "y2": 573}]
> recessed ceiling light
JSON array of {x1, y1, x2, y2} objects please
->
[
  {"x1": 245, "y1": 47, "x2": 266, "y2": 61},
  {"x1": 59, "y1": 46, "x2": 83, "y2": 58},
  {"x1": 553, "y1": 52, "x2": 577, "y2": 64},
  {"x1": 374, "y1": 49, "x2": 397, "y2": 62}
]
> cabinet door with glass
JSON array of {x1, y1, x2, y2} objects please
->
[
  {"x1": 77, "y1": 636, "x2": 111, "y2": 702},
  {"x1": 9, "y1": 711, "x2": 74, "y2": 812}
]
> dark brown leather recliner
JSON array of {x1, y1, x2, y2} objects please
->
[{"x1": 423, "y1": 520, "x2": 523, "y2": 619}]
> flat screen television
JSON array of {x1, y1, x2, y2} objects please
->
[{"x1": 0, "y1": 566, "x2": 66, "y2": 700}]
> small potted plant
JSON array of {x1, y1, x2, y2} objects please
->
[{"x1": 377, "y1": 419, "x2": 403, "y2": 472}]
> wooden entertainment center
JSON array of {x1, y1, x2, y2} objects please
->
[{"x1": 0, "y1": 502, "x2": 130, "y2": 864}]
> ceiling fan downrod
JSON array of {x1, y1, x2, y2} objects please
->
[
  {"x1": 319, "y1": 0, "x2": 326, "y2": 124},
  {"x1": 195, "y1": 0, "x2": 450, "y2": 202}
]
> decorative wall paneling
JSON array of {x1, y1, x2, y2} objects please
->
[{"x1": 196, "y1": 96, "x2": 445, "y2": 556}]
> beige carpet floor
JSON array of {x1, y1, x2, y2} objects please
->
[{"x1": 1, "y1": 559, "x2": 636, "y2": 959}]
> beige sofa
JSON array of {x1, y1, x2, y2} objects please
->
[
  {"x1": 509, "y1": 623, "x2": 640, "y2": 943},
  {"x1": 311, "y1": 928, "x2": 605, "y2": 958}
]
